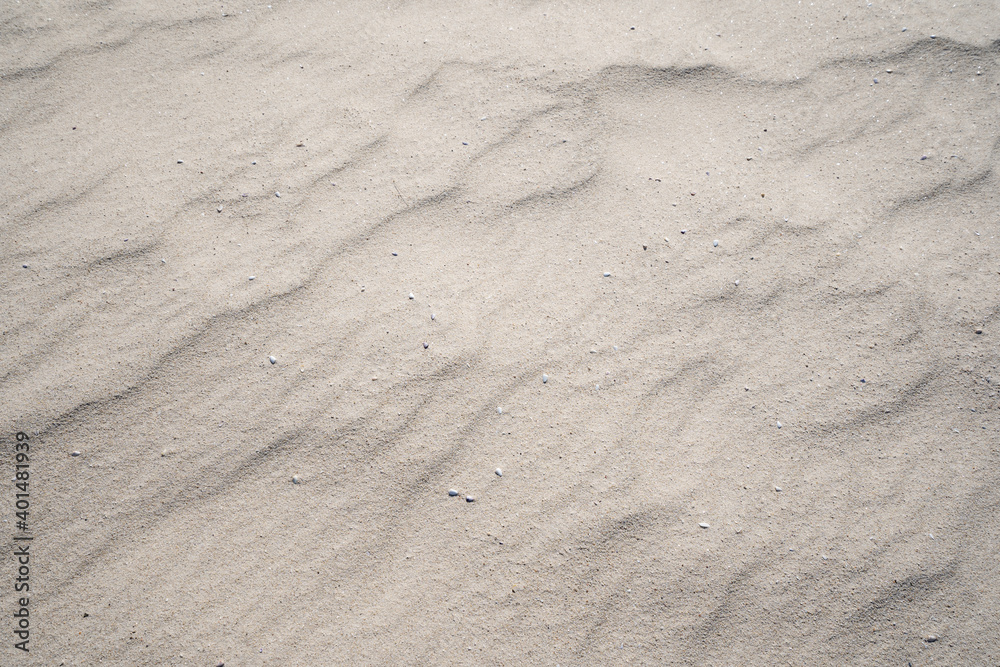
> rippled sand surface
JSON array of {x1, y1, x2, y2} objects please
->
[{"x1": 3, "y1": 2, "x2": 999, "y2": 664}]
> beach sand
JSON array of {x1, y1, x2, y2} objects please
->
[{"x1": 2, "y1": 1, "x2": 999, "y2": 664}]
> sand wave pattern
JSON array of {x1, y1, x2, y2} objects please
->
[{"x1": 2, "y1": 1, "x2": 999, "y2": 664}]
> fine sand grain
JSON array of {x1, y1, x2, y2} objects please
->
[{"x1": 2, "y1": 1, "x2": 999, "y2": 664}]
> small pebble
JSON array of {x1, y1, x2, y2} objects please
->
[
  {"x1": 269, "y1": 356, "x2": 277, "y2": 364},
  {"x1": 497, "y1": 407, "x2": 503, "y2": 415},
  {"x1": 252, "y1": 160, "x2": 257, "y2": 165},
  {"x1": 734, "y1": 279, "x2": 740, "y2": 286},
  {"x1": 71, "y1": 451, "x2": 81, "y2": 457},
  {"x1": 975, "y1": 329, "x2": 983, "y2": 334},
  {"x1": 177, "y1": 160, "x2": 184, "y2": 164},
  {"x1": 423, "y1": 342, "x2": 429, "y2": 349},
  {"x1": 873, "y1": 78, "x2": 879, "y2": 84},
  {"x1": 681, "y1": 229, "x2": 687, "y2": 234},
  {"x1": 292, "y1": 475, "x2": 301, "y2": 484},
  {"x1": 466, "y1": 495, "x2": 475, "y2": 503},
  {"x1": 776, "y1": 421, "x2": 782, "y2": 429},
  {"x1": 542, "y1": 374, "x2": 548, "y2": 383},
  {"x1": 924, "y1": 635, "x2": 938, "y2": 643},
  {"x1": 448, "y1": 489, "x2": 459, "y2": 496},
  {"x1": 217, "y1": 206, "x2": 223, "y2": 213},
  {"x1": 603, "y1": 272, "x2": 611, "y2": 277},
  {"x1": 392, "y1": 252, "x2": 398, "y2": 256},
  {"x1": 275, "y1": 192, "x2": 281, "y2": 197},
  {"x1": 408, "y1": 293, "x2": 414, "y2": 300},
  {"x1": 713, "y1": 240, "x2": 719, "y2": 247},
  {"x1": 495, "y1": 468, "x2": 503, "y2": 477},
  {"x1": 775, "y1": 486, "x2": 783, "y2": 492},
  {"x1": 248, "y1": 276, "x2": 256, "y2": 281},
  {"x1": 22, "y1": 264, "x2": 28, "y2": 269},
  {"x1": 431, "y1": 313, "x2": 436, "y2": 320},
  {"x1": 699, "y1": 523, "x2": 709, "y2": 529}
]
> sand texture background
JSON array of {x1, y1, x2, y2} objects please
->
[{"x1": 2, "y1": 1, "x2": 1000, "y2": 664}]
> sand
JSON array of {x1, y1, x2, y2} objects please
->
[{"x1": 2, "y1": 1, "x2": 999, "y2": 664}]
